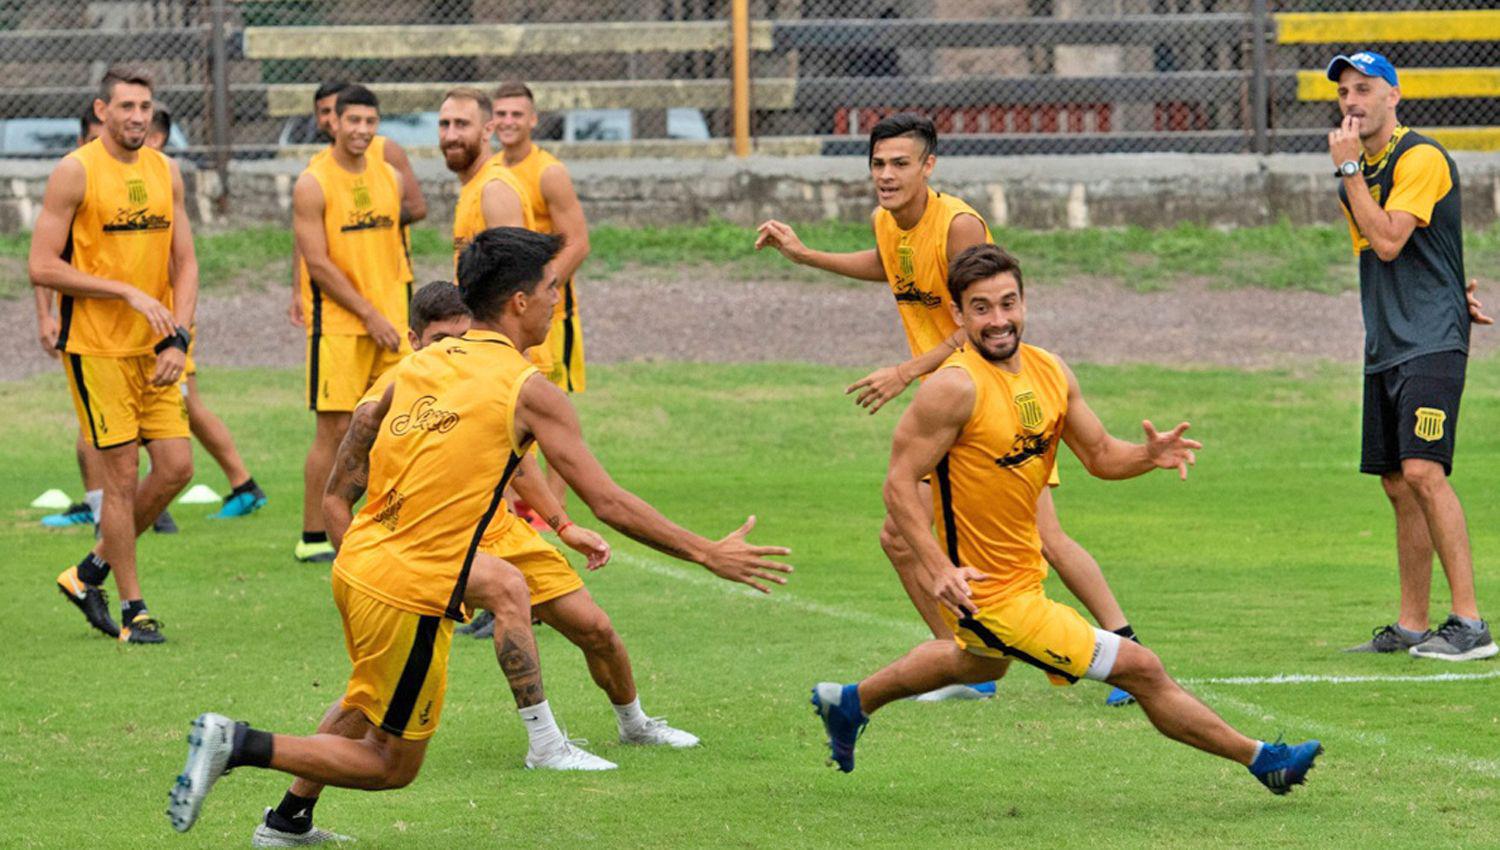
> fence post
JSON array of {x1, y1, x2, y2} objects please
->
[
  {"x1": 1251, "y1": 0, "x2": 1269, "y2": 155},
  {"x1": 210, "y1": 0, "x2": 231, "y2": 210},
  {"x1": 731, "y1": 0, "x2": 750, "y2": 157}
]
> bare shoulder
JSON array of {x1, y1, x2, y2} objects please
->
[{"x1": 913, "y1": 365, "x2": 976, "y2": 422}]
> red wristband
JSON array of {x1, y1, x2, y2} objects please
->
[{"x1": 554, "y1": 520, "x2": 575, "y2": 534}]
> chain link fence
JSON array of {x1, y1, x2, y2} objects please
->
[{"x1": 0, "y1": 0, "x2": 1494, "y2": 167}]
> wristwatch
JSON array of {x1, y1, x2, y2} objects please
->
[{"x1": 1336, "y1": 160, "x2": 1360, "y2": 178}]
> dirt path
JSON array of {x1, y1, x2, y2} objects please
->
[{"x1": 4, "y1": 271, "x2": 1494, "y2": 382}]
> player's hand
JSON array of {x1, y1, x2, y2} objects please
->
[
  {"x1": 930, "y1": 565, "x2": 987, "y2": 618},
  {"x1": 560, "y1": 523, "x2": 612, "y2": 571},
  {"x1": 699, "y1": 515, "x2": 793, "y2": 593},
  {"x1": 1142, "y1": 419, "x2": 1202, "y2": 481},
  {"x1": 1328, "y1": 115, "x2": 1363, "y2": 169},
  {"x1": 846, "y1": 364, "x2": 911, "y2": 414},
  {"x1": 288, "y1": 291, "x2": 305, "y2": 328},
  {"x1": 37, "y1": 313, "x2": 60, "y2": 358},
  {"x1": 125, "y1": 289, "x2": 177, "y2": 338},
  {"x1": 152, "y1": 347, "x2": 186, "y2": 386},
  {"x1": 1467, "y1": 279, "x2": 1494, "y2": 326},
  {"x1": 754, "y1": 219, "x2": 809, "y2": 264},
  {"x1": 364, "y1": 312, "x2": 402, "y2": 352}
]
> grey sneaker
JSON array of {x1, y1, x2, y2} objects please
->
[
  {"x1": 456, "y1": 609, "x2": 493, "y2": 638},
  {"x1": 252, "y1": 808, "x2": 356, "y2": 846},
  {"x1": 166, "y1": 712, "x2": 235, "y2": 833},
  {"x1": 1409, "y1": 615, "x2": 1499, "y2": 662},
  {"x1": 1344, "y1": 623, "x2": 1428, "y2": 653}
]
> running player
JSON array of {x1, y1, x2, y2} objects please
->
[
  {"x1": 810, "y1": 244, "x2": 1323, "y2": 794},
  {"x1": 167, "y1": 226, "x2": 791, "y2": 836},
  {"x1": 291, "y1": 80, "x2": 426, "y2": 561},
  {"x1": 293, "y1": 84, "x2": 414, "y2": 564},
  {"x1": 756, "y1": 113, "x2": 1140, "y2": 705},
  {"x1": 31, "y1": 66, "x2": 199, "y2": 644}
]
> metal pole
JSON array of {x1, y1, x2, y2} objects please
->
[
  {"x1": 1251, "y1": 0, "x2": 1269, "y2": 155},
  {"x1": 210, "y1": 0, "x2": 231, "y2": 210},
  {"x1": 731, "y1": 0, "x2": 750, "y2": 158}
]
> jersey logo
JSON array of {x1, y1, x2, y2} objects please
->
[
  {"x1": 995, "y1": 432, "x2": 1052, "y2": 469},
  {"x1": 352, "y1": 181, "x2": 372, "y2": 210},
  {"x1": 897, "y1": 243, "x2": 915, "y2": 280},
  {"x1": 388, "y1": 395, "x2": 460, "y2": 436},
  {"x1": 1414, "y1": 407, "x2": 1446, "y2": 442},
  {"x1": 1369, "y1": 184, "x2": 1383, "y2": 206},
  {"x1": 1014, "y1": 391, "x2": 1044, "y2": 431},
  {"x1": 373, "y1": 489, "x2": 405, "y2": 531},
  {"x1": 890, "y1": 242, "x2": 943, "y2": 309},
  {"x1": 126, "y1": 178, "x2": 148, "y2": 206},
  {"x1": 102, "y1": 206, "x2": 170, "y2": 233}
]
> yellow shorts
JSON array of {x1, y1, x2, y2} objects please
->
[
  {"x1": 525, "y1": 281, "x2": 585, "y2": 393},
  {"x1": 480, "y1": 512, "x2": 584, "y2": 606},
  {"x1": 307, "y1": 333, "x2": 408, "y2": 413},
  {"x1": 942, "y1": 587, "x2": 1098, "y2": 686},
  {"x1": 64, "y1": 352, "x2": 189, "y2": 450},
  {"x1": 333, "y1": 572, "x2": 453, "y2": 741}
]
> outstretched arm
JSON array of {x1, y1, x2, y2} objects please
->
[
  {"x1": 1056, "y1": 356, "x2": 1200, "y2": 481},
  {"x1": 323, "y1": 384, "x2": 393, "y2": 549},
  {"x1": 754, "y1": 218, "x2": 885, "y2": 282},
  {"x1": 516, "y1": 374, "x2": 792, "y2": 592}
]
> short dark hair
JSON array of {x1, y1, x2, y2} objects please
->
[
  {"x1": 443, "y1": 86, "x2": 491, "y2": 119},
  {"x1": 948, "y1": 243, "x2": 1023, "y2": 307},
  {"x1": 314, "y1": 80, "x2": 350, "y2": 104},
  {"x1": 491, "y1": 80, "x2": 535, "y2": 103},
  {"x1": 334, "y1": 84, "x2": 378, "y2": 116},
  {"x1": 99, "y1": 64, "x2": 154, "y2": 103},
  {"x1": 410, "y1": 281, "x2": 471, "y2": 336},
  {"x1": 457, "y1": 227, "x2": 562, "y2": 321},
  {"x1": 150, "y1": 106, "x2": 171, "y2": 139},
  {"x1": 868, "y1": 112, "x2": 936, "y2": 163},
  {"x1": 79, "y1": 104, "x2": 102, "y2": 139}
]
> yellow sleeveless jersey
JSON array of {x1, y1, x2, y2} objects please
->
[
  {"x1": 873, "y1": 188, "x2": 991, "y2": 358},
  {"x1": 57, "y1": 139, "x2": 175, "y2": 357},
  {"x1": 933, "y1": 342, "x2": 1068, "y2": 606},
  {"x1": 505, "y1": 144, "x2": 562, "y2": 234},
  {"x1": 452, "y1": 154, "x2": 535, "y2": 267},
  {"x1": 300, "y1": 148, "x2": 412, "y2": 337},
  {"x1": 335, "y1": 329, "x2": 538, "y2": 620}
]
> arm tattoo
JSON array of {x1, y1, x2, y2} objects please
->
[
  {"x1": 496, "y1": 630, "x2": 545, "y2": 709},
  {"x1": 327, "y1": 407, "x2": 381, "y2": 505}
]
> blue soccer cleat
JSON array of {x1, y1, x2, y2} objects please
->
[
  {"x1": 210, "y1": 484, "x2": 268, "y2": 519},
  {"x1": 811, "y1": 682, "x2": 868, "y2": 773},
  {"x1": 41, "y1": 502, "x2": 95, "y2": 528},
  {"x1": 1105, "y1": 686, "x2": 1136, "y2": 707},
  {"x1": 1249, "y1": 739, "x2": 1323, "y2": 795}
]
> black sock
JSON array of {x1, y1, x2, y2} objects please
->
[
  {"x1": 231, "y1": 477, "x2": 260, "y2": 499},
  {"x1": 1112, "y1": 624, "x2": 1141, "y2": 644},
  {"x1": 301, "y1": 531, "x2": 328, "y2": 545},
  {"x1": 266, "y1": 790, "x2": 317, "y2": 834},
  {"x1": 229, "y1": 722, "x2": 274, "y2": 769},
  {"x1": 77, "y1": 552, "x2": 110, "y2": 585},
  {"x1": 121, "y1": 599, "x2": 148, "y2": 625}
]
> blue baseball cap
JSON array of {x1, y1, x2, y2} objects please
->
[{"x1": 1326, "y1": 51, "x2": 1398, "y2": 87}]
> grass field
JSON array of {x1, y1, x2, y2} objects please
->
[{"x1": 3, "y1": 359, "x2": 1499, "y2": 849}]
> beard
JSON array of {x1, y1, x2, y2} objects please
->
[
  {"x1": 111, "y1": 127, "x2": 145, "y2": 151},
  {"x1": 971, "y1": 325, "x2": 1021, "y2": 363},
  {"x1": 443, "y1": 139, "x2": 482, "y2": 173}
]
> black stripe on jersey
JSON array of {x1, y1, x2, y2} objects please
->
[
  {"x1": 379, "y1": 614, "x2": 441, "y2": 736},
  {"x1": 956, "y1": 615, "x2": 1080, "y2": 684},
  {"x1": 561, "y1": 278, "x2": 576, "y2": 392},
  {"x1": 934, "y1": 455, "x2": 959, "y2": 565},
  {"x1": 444, "y1": 451, "x2": 525, "y2": 621}
]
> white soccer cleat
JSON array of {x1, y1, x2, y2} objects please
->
[
  {"x1": 166, "y1": 712, "x2": 235, "y2": 833},
  {"x1": 620, "y1": 716, "x2": 701, "y2": 748},
  {"x1": 524, "y1": 739, "x2": 618, "y2": 771},
  {"x1": 251, "y1": 808, "x2": 356, "y2": 846}
]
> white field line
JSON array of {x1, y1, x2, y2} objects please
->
[{"x1": 1183, "y1": 670, "x2": 1500, "y2": 686}]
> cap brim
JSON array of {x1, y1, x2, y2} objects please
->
[{"x1": 1325, "y1": 56, "x2": 1356, "y2": 82}]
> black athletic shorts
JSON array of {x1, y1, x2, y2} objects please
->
[{"x1": 1361, "y1": 350, "x2": 1466, "y2": 476}]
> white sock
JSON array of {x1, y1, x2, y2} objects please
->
[
  {"x1": 519, "y1": 700, "x2": 564, "y2": 753},
  {"x1": 612, "y1": 697, "x2": 648, "y2": 732},
  {"x1": 84, "y1": 489, "x2": 103, "y2": 517}
]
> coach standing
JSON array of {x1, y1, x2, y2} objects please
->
[{"x1": 1329, "y1": 51, "x2": 1495, "y2": 661}]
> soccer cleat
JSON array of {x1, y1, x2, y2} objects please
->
[
  {"x1": 456, "y1": 609, "x2": 494, "y2": 638},
  {"x1": 166, "y1": 712, "x2": 235, "y2": 833},
  {"x1": 811, "y1": 682, "x2": 868, "y2": 773},
  {"x1": 152, "y1": 509, "x2": 179, "y2": 534},
  {"x1": 294, "y1": 540, "x2": 336, "y2": 563},
  {"x1": 1105, "y1": 686, "x2": 1137, "y2": 707},
  {"x1": 56, "y1": 565, "x2": 120, "y2": 638},
  {"x1": 210, "y1": 485, "x2": 268, "y2": 519},
  {"x1": 251, "y1": 808, "x2": 356, "y2": 847},
  {"x1": 1248, "y1": 739, "x2": 1323, "y2": 795},
  {"x1": 1409, "y1": 615, "x2": 1499, "y2": 662},
  {"x1": 620, "y1": 716, "x2": 700, "y2": 748},
  {"x1": 120, "y1": 613, "x2": 166, "y2": 644},
  {"x1": 1344, "y1": 623, "x2": 1427, "y2": 653},
  {"x1": 524, "y1": 738, "x2": 617, "y2": 771},
  {"x1": 912, "y1": 681, "x2": 996, "y2": 702},
  {"x1": 41, "y1": 502, "x2": 95, "y2": 527}
]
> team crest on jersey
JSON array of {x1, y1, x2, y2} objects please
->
[
  {"x1": 1413, "y1": 407, "x2": 1446, "y2": 442},
  {"x1": 1014, "y1": 390, "x2": 1044, "y2": 431},
  {"x1": 126, "y1": 178, "x2": 148, "y2": 206},
  {"x1": 352, "y1": 181, "x2": 372, "y2": 210},
  {"x1": 1369, "y1": 184, "x2": 1383, "y2": 206},
  {"x1": 891, "y1": 241, "x2": 942, "y2": 308}
]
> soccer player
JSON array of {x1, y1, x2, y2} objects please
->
[
  {"x1": 756, "y1": 113, "x2": 1141, "y2": 705},
  {"x1": 1327, "y1": 52, "x2": 1496, "y2": 661},
  {"x1": 166, "y1": 226, "x2": 791, "y2": 835},
  {"x1": 442, "y1": 87, "x2": 532, "y2": 252},
  {"x1": 292, "y1": 84, "x2": 415, "y2": 564},
  {"x1": 31, "y1": 65, "x2": 199, "y2": 644},
  {"x1": 810, "y1": 244, "x2": 1322, "y2": 794},
  {"x1": 493, "y1": 80, "x2": 592, "y2": 503}
]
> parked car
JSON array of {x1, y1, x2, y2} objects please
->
[{"x1": 0, "y1": 116, "x2": 189, "y2": 157}]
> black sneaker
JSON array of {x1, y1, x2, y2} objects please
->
[
  {"x1": 457, "y1": 609, "x2": 494, "y2": 639},
  {"x1": 153, "y1": 510, "x2": 179, "y2": 534},
  {"x1": 1409, "y1": 615, "x2": 1499, "y2": 662},
  {"x1": 56, "y1": 565, "x2": 120, "y2": 637},
  {"x1": 1343, "y1": 623, "x2": 1427, "y2": 653},
  {"x1": 121, "y1": 613, "x2": 166, "y2": 644}
]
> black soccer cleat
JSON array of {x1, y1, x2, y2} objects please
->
[
  {"x1": 56, "y1": 565, "x2": 120, "y2": 638},
  {"x1": 120, "y1": 613, "x2": 167, "y2": 645}
]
